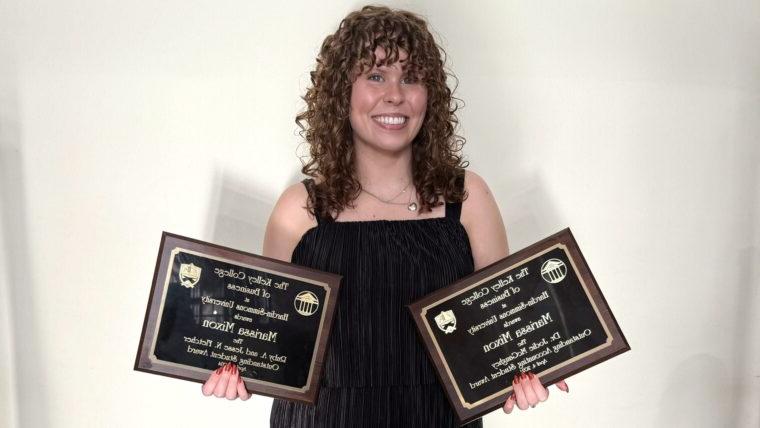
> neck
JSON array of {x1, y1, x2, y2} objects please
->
[{"x1": 353, "y1": 143, "x2": 414, "y2": 195}]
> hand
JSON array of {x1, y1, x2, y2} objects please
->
[
  {"x1": 502, "y1": 372, "x2": 568, "y2": 414},
  {"x1": 201, "y1": 362, "x2": 251, "y2": 400}
]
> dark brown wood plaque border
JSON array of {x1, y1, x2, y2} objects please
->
[
  {"x1": 408, "y1": 228, "x2": 629, "y2": 424},
  {"x1": 134, "y1": 231, "x2": 342, "y2": 404}
]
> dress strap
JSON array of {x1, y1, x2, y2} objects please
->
[
  {"x1": 301, "y1": 178, "x2": 324, "y2": 225},
  {"x1": 444, "y1": 171, "x2": 466, "y2": 221}
]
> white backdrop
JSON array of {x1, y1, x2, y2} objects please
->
[{"x1": 1, "y1": 1, "x2": 758, "y2": 427}]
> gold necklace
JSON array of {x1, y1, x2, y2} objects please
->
[{"x1": 360, "y1": 182, "x2": 418, "y2": 212}]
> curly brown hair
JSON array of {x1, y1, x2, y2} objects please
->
[{"x1": 297, "y1": 5, "x2": 468, "y2": 220}]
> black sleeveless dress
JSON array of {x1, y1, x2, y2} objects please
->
[{"x1": 270, "y1": 178, "x2": 483, "y2": 428}]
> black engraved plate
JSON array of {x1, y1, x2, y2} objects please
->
[
  {"x1": 135, "y1": 232, "x2": 341, "y2": 404},
  {"x1": 408, "y1": 228, "x2": 629, "y2": 424}
]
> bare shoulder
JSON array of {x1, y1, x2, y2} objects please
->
[
  {"x1": 262, "y1": 181, "x2": 318, "y2": 262},
  {"x1": 463, "y1": 170, "x2": 490, "y2": 194},
  {"x1": 273, "y1": 181, "x2": 315, "y2": 222},
  {"x1": 460, "y1": 170, "x2": 494, "y2": 225},
  {"x1": 460, "y1": 170, "x2": 510, "y2": 270}
]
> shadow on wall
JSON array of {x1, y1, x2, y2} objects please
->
[
  {"x1": 0, "y1": 79, "x2": 49, "y2": 428},
  {"x1": 204, "y1": 167, "x2": 305, "y2": 256},
  {"x1": 431, "y1": 7, "x2": 564, "y2": 251},
  {"x1": 727, "y1": 136, "x2": 759, "y2": 427},
  {"x1": 496, "y1": 171, "x2": 564, "y2": 252},
  {"x1": 730, "y1": 245, "x2": 759, "y2": 427}
]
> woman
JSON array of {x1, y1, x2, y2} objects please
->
[{"x1": 202, "y1": 6, "x2": 568, "y2": 426}]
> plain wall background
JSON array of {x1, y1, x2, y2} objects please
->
[{"x1": 1, "y1": 1, "x2": 758, "y2": 427}]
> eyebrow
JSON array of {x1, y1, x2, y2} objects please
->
[{"x1": 371, "y1": 63, "x2": 406, "y2": 71}]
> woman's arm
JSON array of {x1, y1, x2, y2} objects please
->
[
  {"x1": 460, "y1": 170, "x2": 509, "y2": 271},
  {"x1": 262, "y1": 181, "x2": 318, "y2": 262},
  {"x1": 459, "y1": 170, "x2": 569, "y2": 413},
  {"x1": 201, "y1": 181, "x2": 315, "y2": 400}
]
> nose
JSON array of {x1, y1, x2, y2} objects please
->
[{"x1": 383, "y1": 81, "x2": 404, "y2": 104}]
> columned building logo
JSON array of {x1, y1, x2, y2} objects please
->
[
  {"x1": 294, "y1": 291, "x2": 320, "y2": 316},
  {"x1": 540, "y1": 258, "x2": 567, "y2": 284}
]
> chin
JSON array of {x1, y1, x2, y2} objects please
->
[{"x1": 373, "y1": 140, "x2": 415, "y2": 154}]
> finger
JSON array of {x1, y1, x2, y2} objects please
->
[
  {"x1": 528, "y1": 373, "x2": 549, "y2": 402},
  {"x1": 202, "y1": 366, "x2": 223, "y2": 396},
  {"x1": 225, "y1": 365, "x2": 240, "y2": 400},
  {"x1": 236, "y1": 375, "x2": 251, "y2": 401},
  {"x1": 521, "y1": 373, "x2": 539, "y2": 407},
  {"x1": 512, "y1": 373, "x2": 529, "y2": 410},
  {"x1": 502, "y1": 393, "x2": 515, "y2": 414},
  {"x1": 213, "y1": 363, "x2": 232, "y2": 397},
  {"x1": 555, "y1": 379, "x2": 569, "y2": 393}
]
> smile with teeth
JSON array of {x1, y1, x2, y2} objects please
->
[{"x1": 373, "y1": 115, "x2": 408, "y2": 125}]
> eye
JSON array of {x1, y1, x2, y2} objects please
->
[
  {"x1": 368, "y1": 73, "x2": 383, "y2": 82},
  {"x1": 401, "y1": 75, "x2": 420, "y2": 85}
]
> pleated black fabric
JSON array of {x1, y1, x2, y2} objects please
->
[{"x1": 270, "y1": 178, "x2": 482, "y2": 428}]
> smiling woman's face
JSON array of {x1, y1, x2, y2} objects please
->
[{"x1": 349, "y1": 47, "x2": 428, "y2": 155}]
